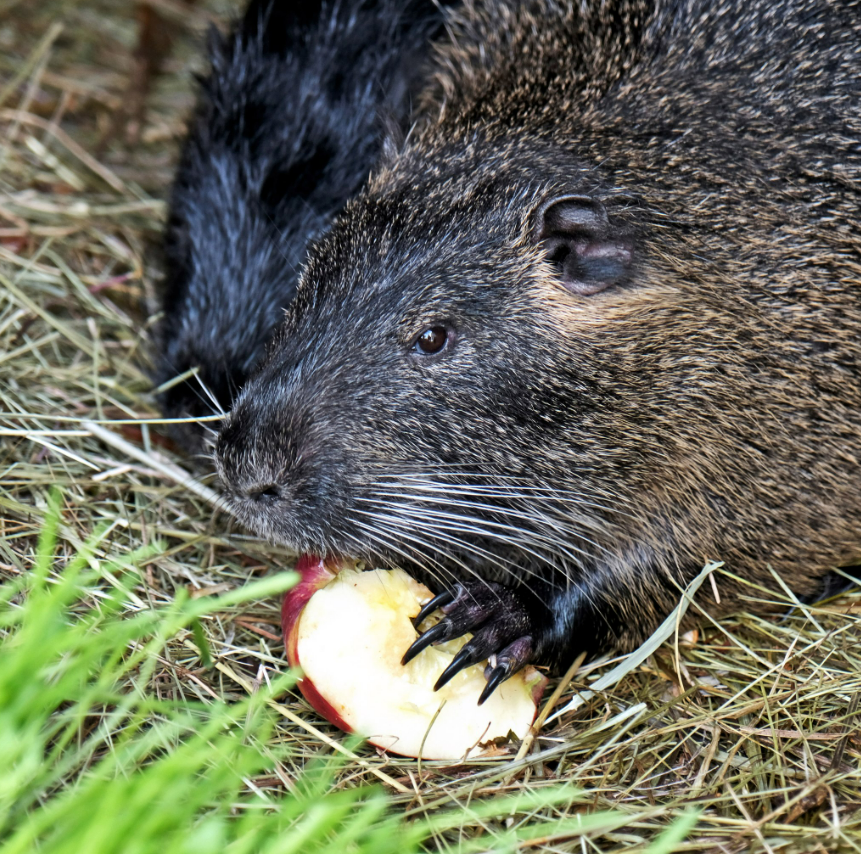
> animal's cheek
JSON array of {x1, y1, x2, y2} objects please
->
[{"x1": 528, "y1": 268, "x2": 680, "y2": 340}]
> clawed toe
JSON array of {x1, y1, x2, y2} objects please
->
[
  {"x1": 402, "y1": 581, "x2": 536, "y2": 703},
  {"x1": 411, "y1": 589, "x2": 455, "y2": 628},
  {"x1": 401, "y1": 620, "x2": 452, "y2": 666},
  {"x1": 480, "y1": 636, "x2": 535, "y2": 705}
]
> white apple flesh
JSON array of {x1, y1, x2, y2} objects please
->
[{"x1": 282, "y1": 555, "x2": 547, "y2": 760}]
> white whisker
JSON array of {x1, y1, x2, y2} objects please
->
[
  {"x1": 370, "y1": 476, "x2": 632, "y2": 521},
  {"x1": 193, "y1": 372, "x2": 226, "y2": 415},
  {"x1": 355, "y1": 506, "x2": 553, "y2": 587},
  {"x1": 363, "y1": 491, "x2": 612, "y2": 558},
  {"x1": 351, "y1": 518, "x2": 461, "y2": 590},
  {"x1": 354, "y1": 511, "x2": 508, "y2": 591},
  {"x1": 372, "y1": 504, "x2": 580, "y2": 580}
]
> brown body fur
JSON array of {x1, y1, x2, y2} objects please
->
[{"x1": 217, "y1": 0, "x2": 861, "y2": 677}]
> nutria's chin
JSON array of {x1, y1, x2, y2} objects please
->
[{"x1": 216, "y1": 0, "x2": 861, "y2": 687}]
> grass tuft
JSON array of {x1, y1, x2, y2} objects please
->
[{"x1": 2, "y1": 492, "x2": 618, "y2": 853}]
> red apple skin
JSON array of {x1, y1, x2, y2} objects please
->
[
  {"x1": 282, "y1": 555, "x2": 549, "y2": 748},
  {"x1": 281, "y1": 554, "x2": 335, "y2": 665},
  {"x1": 530, "y1": 674, "x2": 549, "y2": 708},
  {"x1": 281, "y1": 554, "x2": 355, "y2": 733}
]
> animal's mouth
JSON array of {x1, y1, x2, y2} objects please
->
[{"x1": 215, "y1": 453, "x2": 598, "y2": 591}]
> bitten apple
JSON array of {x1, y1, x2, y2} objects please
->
[{"x1": 282, "y1": 555, "x2": 547, "y2": 760}]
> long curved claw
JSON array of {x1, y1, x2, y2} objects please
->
[
  {"x1": 478, "y1": 664, "x2": 510, "y2": 706},
  {"x1": 433, "y1": 645, "x2": 476, "y2": 691},
  {"x1": 478, "y1": 636, "x2": 535, "y2": 705},
  {"x1": 412, "y1": 588, "x2": 456, "y2": 629},
  {"x1": 401, "y1": 620, "x2": 451, "y2": 666},
  {"x1": 401, "y1": 580, "x2": 539, "y2": 703}
]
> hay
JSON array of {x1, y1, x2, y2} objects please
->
[{"x1": 1, "y1": 3, "x2": 859, "y2": 851}]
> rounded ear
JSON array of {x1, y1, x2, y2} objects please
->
[{"x1": 534, "y1": 195, "x2": 633, "y2": 295}]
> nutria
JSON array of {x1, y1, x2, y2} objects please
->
[
  {"x1": 155, "y1": 0, "x2": 455, "y2": 454},
  {"x1": 215, "y1": 0, "x2": 861, "y2": 701}
]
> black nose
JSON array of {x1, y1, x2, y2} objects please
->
[{"x1": 247, "y1": 484, "x2": 281, "y2": 503}]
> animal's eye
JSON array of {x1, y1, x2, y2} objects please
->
[{"x1": 414, "y1": 325, "x2": 450, "y2": 355}]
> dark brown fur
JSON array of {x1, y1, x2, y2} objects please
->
[{"x1": 216, "y1": 0, "x2": 861, "y2": 679}]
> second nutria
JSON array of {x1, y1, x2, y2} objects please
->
[
  {"x1": 215, "y1": 0, "x2": 861, "y2": 700},
  {"x1": 155, "y1": 0, "x2": 455, "y2": 455}
]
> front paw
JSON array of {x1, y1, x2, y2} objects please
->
[{"x1": 401, "y1": 581, "x2": 536, "y2": 705}]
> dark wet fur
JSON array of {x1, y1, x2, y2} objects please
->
[
  {"x1": 155, "y1": 0, "x2": 454, "y2": 454},
  {"x1": 216, "y1": 0, "x2": 861, "y2": 693}
]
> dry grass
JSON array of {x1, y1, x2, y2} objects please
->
[{"x1": 1, "y1": 2, "x2": 859, "y2": 851}]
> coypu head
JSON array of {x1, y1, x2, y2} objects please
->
[
  {"x1": 216, "y1": 142, "x2": 630, "y2": 571},
  {"x1": 215, "y1": 136, "x2": 644, "y2": 568}
]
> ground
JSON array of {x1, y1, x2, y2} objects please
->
[{"x1": 1, "y1": 2, "x2": 859, "y2": 852}]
